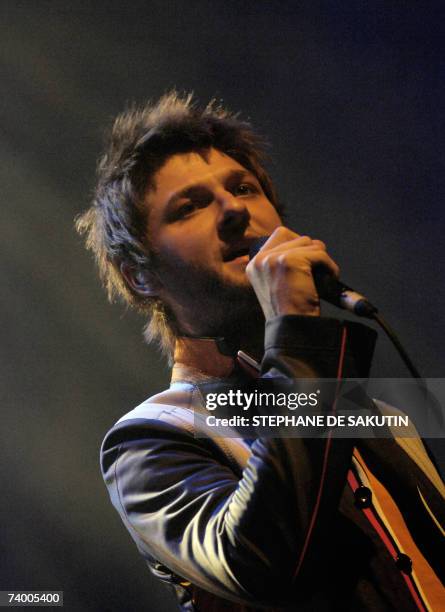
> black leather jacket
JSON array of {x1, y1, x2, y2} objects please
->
[{"x1": 101, "y1": 316, "x2": 445, "y2": 610}]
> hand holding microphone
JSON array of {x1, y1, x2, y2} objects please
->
[
  {"x1": 245, "y1": 227, "x2": 337, "y2": 320},
  {"x1": 246, "y1": 227, "x2": 377, "y2": 321},
  {"x1": 246, "y1": 227, "x2": 423, "y2": 379}
]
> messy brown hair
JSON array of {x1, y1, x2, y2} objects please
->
[{"x1": 76, "y1": 91, "x2": 280, "y2": 359}]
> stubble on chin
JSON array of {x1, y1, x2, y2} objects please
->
[
  {"x1": 199, "y1": 273, "x2": 262, "y2": 337},
  {"x1": 153, "y1": 253, "x2": 263, "y2": 338}
]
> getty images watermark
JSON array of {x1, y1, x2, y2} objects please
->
[{"x1": 192, "y1": 379, "x2": 445, "y2": 438}]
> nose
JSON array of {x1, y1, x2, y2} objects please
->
[{"x1": 216, "y1": 190, "x2": 250, "y2": 241}]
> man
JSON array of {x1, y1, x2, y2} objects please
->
[{"x1": 77, "y1": 92, "x2": 444, "y2": 610}]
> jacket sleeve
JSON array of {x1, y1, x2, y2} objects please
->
[{"x1": 101, "y1": 316, "x2": 376, "y2": 607}]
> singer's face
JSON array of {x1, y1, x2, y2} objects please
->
[{"x1": 143, "y1": 148, "x2": 282, "y2": 330}]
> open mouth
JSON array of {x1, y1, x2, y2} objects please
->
[
  {"x1": 223, "y1": 246, "x2": 251, "y2": 262},
  {"x1": 222, "y1": 239, "x2": 257, "y2": 263}
]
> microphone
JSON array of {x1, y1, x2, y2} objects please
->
[{"x1": 249, "y1": 236, "x2": 378, "y2": 318}]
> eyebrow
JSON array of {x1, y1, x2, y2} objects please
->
[{"x1": 163, "y1": 169, "x2": 258, "y2": 218}]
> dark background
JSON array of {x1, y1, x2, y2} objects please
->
[{"x1": 1, "y1": 2, "x2": 444, "y2": 610}]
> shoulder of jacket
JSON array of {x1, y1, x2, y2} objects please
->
[
  {"x1": 101, "y1": 381, "x2": 252, "y2": 474},
  {"x1": 105, "y1": 382, "x2": 200, "y2": 435}
]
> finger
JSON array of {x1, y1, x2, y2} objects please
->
[
  {"x1": 277, "y1": 245, "x2": 340, "y2": 277},
  {"x1": 292, "y1": 246, "x2": 340, "y2": 278},
  {"x1": 256, "y1": 234, "x2": 314, "y2": 258},
  {"x1": 309, "y1": 239, "x2": 327, "y2": 251},
  {"x1": 256, "y1": 226, "x2": 300, "y2": 252},
  {"x1": 265, "y1": 237, "x2": 327, "y2": 256}
]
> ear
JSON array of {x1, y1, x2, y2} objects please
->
[{"x1": 120, "y1": 262, "x2": 163, "y2": 298}]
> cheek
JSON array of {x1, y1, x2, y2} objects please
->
[
  {"x1": 254, "y1": 202, "x2": 282, "y2": 230},
  {"x1": 156, "y1": 227, "x2": 214, "y2": 266},
  {"x1": 170, "y1": 214, "x2": 218, "y2": 248}
]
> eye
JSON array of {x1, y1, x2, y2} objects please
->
[
  {"x1": 174, "y1": 194, "x2": 211, "y2": 220},
  {"x1": 177, "y1": 202, "x2": 198, "y2": 217},
  {"x1": 233, "y1": 182, "x2": 258, "y2": 196}
]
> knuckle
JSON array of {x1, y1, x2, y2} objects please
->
[
  {"x1": 272, "y1": 226, "x2": 295, "y2": 240},
  {"x1": 260, "y1": 253, "x2": 273, "y2": 270},
  {"x1": 277, "y1": 253, "x2": 289, "y2": 268},
  {"x1": 313, "y1": 239, "x2": 326, "y2": 250},
  {"x1": 250, "y1": 252, "x2": 267, "y2": 271},
  {"x1": 297, "y1": 235, "x2": 313, "y2": 246}
]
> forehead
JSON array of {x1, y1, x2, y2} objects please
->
[{"x1": 147, "y1": 148, "x2": 250, "y2": 205}]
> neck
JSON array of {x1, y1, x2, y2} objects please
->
[{"x1": 178, "y1": 305, "x2": 265, "y2": 361}]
